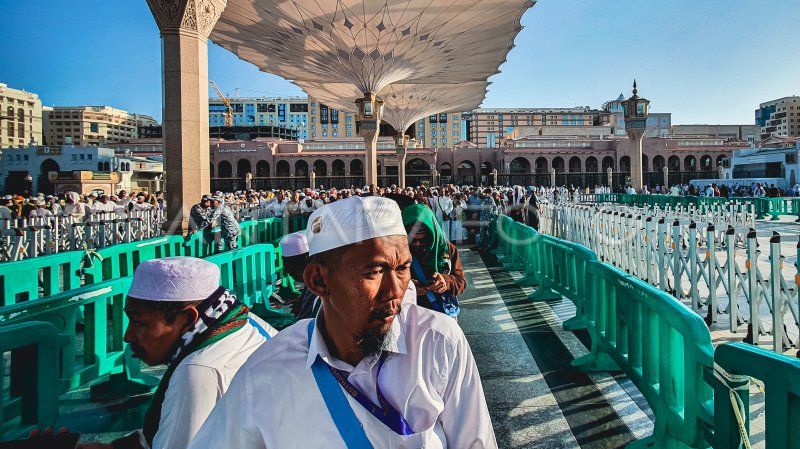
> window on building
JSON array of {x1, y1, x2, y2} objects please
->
[
  {"x1": 7, "y1": 121, "x2": 14, "y2": 137},
  {"x1": 90, "y1": 122, "x2": 99, "y2": 133},
  {"x1": 18, "y1": 123, "x2": 24, "y2": 139},
  {"x1": 346, "y1": 132, "x2": 353, "y2": 137}
]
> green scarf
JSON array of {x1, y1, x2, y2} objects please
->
[{"x1": 402, "y1": 204, "x2": 450, "y2": 274}]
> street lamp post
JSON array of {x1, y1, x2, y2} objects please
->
[
  {"x1": 354, "y1": 93, "x2": 384, "y2": 186},
  {"x1": 396, "y1": 135, "x2": 408, "y2": 189},
  {"x1": 622, "y1": 80, "x2": 650, "y2": 192}
]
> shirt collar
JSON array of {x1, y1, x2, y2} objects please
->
[{"x1": 305, "y1": 307, "x2": 408, "y2": 371}]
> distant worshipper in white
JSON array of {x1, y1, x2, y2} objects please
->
[
  {"x1": 78, "y1": 257, "x2": 276, "y2": 449},
  {"x1": 188, "y1": 196, "x2": 496, "y2": 449}
]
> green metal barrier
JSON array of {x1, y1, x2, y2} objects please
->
[
  {"x1": 287, "y1": 214, "x2": 309, "y2": 234},
  {"x1": 0, "y1": 321, "x2": 63, "y2": 441},
  {"x1": 0, "y1": 278, "x2": 132, "y2": 393},
  {"x1": 573, "y1": 261, "x2": 714, "y2": 449},
  {"x1": 0, "y1": 250, "x2": 85, "y2": 306},
  {"x1": 237, "y1": 220, "x2": 259, "y2": 248},
  {"x1": 526, "y1": 233, "x2": 598, "y2": 330},
  {"x1": 709, "y1": 342, "x2": 800, "y2": 449},
  {"x1": 500, "y1": 221, "x2": 527, "y2": 273},
  {"x1": 491, "y1": 215, "x2": 513, "y2": 261},
  {"x1": 205, "y1": 243, "x2": 296, "y2": 329},
  {"x1": 257, "y1": 218, "x2": 285, "y2": 245},
  {"x1": 82, "y1": 235, "x2": 185, "y2": 284},
  {"x1": 513, "y1": 224, "x2": 540, "y2": 288}
]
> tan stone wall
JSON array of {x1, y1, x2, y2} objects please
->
[{"x1": 0, "y1": 84, "x2": 43, "y2": 148}]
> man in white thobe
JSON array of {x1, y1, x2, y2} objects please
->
[
  {"x1": 78, "y1": 257, "x2": 276, "y2": 449},
  {"x1": 431, "y1": 189, "x2": 454, "y2": 242},
  {"x1": 189, "y1": 196, "x2": 496, "y2": 449}
]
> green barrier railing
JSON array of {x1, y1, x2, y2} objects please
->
[
  {"x1": 205, "y1": 243, "x2": 296, "y2": 329},
  {"x1": 500, "y1": 220, "x2": 527, "y2": 273},
  {"x1": 573, "y1": 261, "x2": 714, "y2": 449},
  {"x1": 513, "y1": 223, "x2": 540, "y2": 288},
  {"x1": 489, "y1": 215, "x2": 800, "y2": 448},
  {"x1": 0, "y1": 250, "x2": 85, "y2": 306},
  {"x1": 82, "y1": 235, "x2": 186, "y2": 284},
  {"x1": 287, "y1": 214, "x2": 309, "y2": 234},
  {"x1": 709, "y1": 343, "x2": 800, "y2": 449},
  {"x1": 0, "y1": 321, "x2": 63, "y2": 440},
  {"x1": 490, "y1": 215, "x2": 514, "y2": 262},
  {"x1": 257, "y1": 217, "x2": 285, "y2": 245},
  {"x1": 0, "y1": 277, "x2": 131, "y2": 395},
  {"x1": 527, "y1": 232, "x2": 597, "y2": 331}
]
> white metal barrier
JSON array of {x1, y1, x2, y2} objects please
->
[
  {"x1": 542, "y1": 202, "x2": 799, "y2": 354},
  {"x1": 0, "y1": 204, "x2": 272, "y2": 262}
]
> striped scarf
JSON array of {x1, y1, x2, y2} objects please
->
[{"x1": 142, "y1": 288, "x2": 249, "y2": 447}]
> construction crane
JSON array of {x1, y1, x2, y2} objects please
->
[{"x1": 209, "y1": 80, "x2": 233, "y2": 126}]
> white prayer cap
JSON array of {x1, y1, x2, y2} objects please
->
[
  {"x1": 306, "y1": 196, "x2": 406, "y2": 256},
  {"x1": 280, "y1": 232, "x2": 309, "y2": 257},
  {"x1": 127, "y1": 257, "x2": 220, "y2": 302}
]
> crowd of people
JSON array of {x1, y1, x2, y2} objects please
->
[
  {"x1": 71, "y1": 189, "x2": 519, "y2": 449},
  {"x1": 0, "y1": 190, "x2": 166, "y2": 226},
  {"x1": 616, "y1": 181, "x2": 796, "y2": 198},
  {"x1": 187, "y1": 183, "x2": 547, "y2": 248}
]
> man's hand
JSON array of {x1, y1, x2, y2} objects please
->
[
  {"x1": 430, "y1": 272, "x2": 448, "y2": 294},
  {"x1": 412, "y1": 279, "x2": 431, "y2": 296}
]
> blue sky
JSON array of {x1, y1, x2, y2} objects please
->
[{"x1": 1, "y1": 0, "x2": 798, "y2": 124}]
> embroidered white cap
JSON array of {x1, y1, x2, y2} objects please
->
[
  {"x1": 280, "y1": 231, "x2": 309, "y2": 257},
  {"x1": 306, "y1": 196, "x2": 406, "y2": 256},
  {"x1": 127, "y1": 257, "x2": 220, "y2": 302}
]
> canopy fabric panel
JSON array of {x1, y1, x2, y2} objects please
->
[
  {"x1": 212, "y1": 0, "x2": 534, "y2": 95},
  {"x1": 294, "y1": 80, "x2": 488, "y2": 132}
]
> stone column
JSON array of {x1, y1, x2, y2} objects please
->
[
  {"x1": 397, "y1": 146, "x2": 408, "y2": 189},
  {"x1": 550, "y1": 168, "x2": 556, "y2": 187},
  {"x1": 627, "y1": 129, "x2": 645, "y2": 191},
  {"x1": 662, "y1": 166, "x2": 669, "y2": 191},
  {"x1": 362, "y1": 125, "x2": 379, "y2": 186},
  {"x1": 147, "y1": 0, "x2": 226, "y2": 234}
]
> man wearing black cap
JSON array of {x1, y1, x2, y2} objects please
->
[{"x1": 188, "y1": 195, "x2": 212, "y2": 234}]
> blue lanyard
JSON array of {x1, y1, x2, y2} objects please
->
[
  {"x1": 308, "y1": 320, "x2": 414, "y2": 437},
  {"x1": 326, "y1": 355, "x2": 414, "y2": 436}
]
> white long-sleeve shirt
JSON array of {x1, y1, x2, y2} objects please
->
[
  {"x1": 131, "y1": 314, "x2": 276, "y2": 449},
  {"x1": 188, "y1": 304, "x2": 496, "y2": 449}
]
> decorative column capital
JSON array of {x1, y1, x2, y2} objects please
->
[{"x1": 147, "y1": 0, "x2": 227, "y2": 37}]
